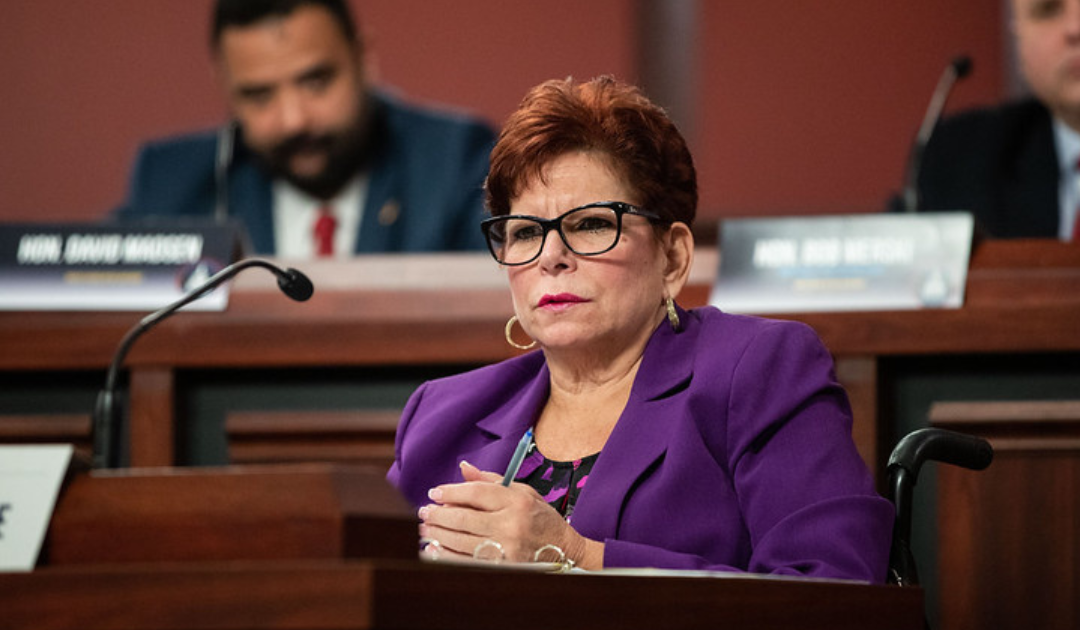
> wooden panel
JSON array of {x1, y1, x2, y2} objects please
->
[
  {"x1": 128, "y1": 366, "x2": 175, "y2": 467},
  {"x1": 0, "y1": 413, "x2": 91, "y2": 454},
  {"x1": 932, "y1": 401, "x2": 1080, "y2": 630},
  {"x1": 46, "y1": 465, "x2": 417, "y2": 565},
  {"x1": 226, "y1": 410, "x2": 399, "y2": 468},
  {"x1": 0, "y1": 413, "x2": 94, "y2": 470},
  {"x1": 835, "y1": 356, "x2": 879, "y2": 476}
]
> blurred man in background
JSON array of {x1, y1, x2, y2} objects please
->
[
  {"x1": 116, "y1": 0, "x2": 495, "y2": 257},
  {"x1": 916, "y1": 0, "x2": 1080, "y2": 241}
]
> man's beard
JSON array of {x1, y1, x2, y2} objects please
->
[{"x1": 255, "y1": 114, "x2": 370, "y2": 200}]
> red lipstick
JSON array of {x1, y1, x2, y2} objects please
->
[{"x1": 538, "y1": 293, "x2": 587, "y2": 308}]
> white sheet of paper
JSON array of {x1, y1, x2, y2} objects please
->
[{"x1": 0, "y1": 444, "x2": 73, "y2": 571}]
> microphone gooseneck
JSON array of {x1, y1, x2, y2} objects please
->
[
  {"x1": 91, "y1": 258, "x2": 314, "y2": 469},
  {"x1": 901, "y1": 55, "x2": 974, "y2": 213},
  {"x1": 214, "y1": 120, "x2": 237, "y2": 224}
]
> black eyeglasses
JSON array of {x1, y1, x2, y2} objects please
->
[{"x1": 480, "y1": 201, "x2": 668, "y2": 266}]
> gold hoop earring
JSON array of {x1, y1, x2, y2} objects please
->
[
  {"x1": 665, "y1": 296, "x2": 681, "y2": 331},
  {"x1": 505, "y1": 315, "x2": 537, "y2": 350}
]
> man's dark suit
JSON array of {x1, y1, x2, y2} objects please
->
[
  {"x1": 115, "y1": 90, "x2": 496, "y2": 254},
  {"x1": 918, "y1": 98, "x2": 1060, "y2": 238}
]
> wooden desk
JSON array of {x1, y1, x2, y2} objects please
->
[
  {"x1": 4, "y1": 466, "x2": 924, "y2": 630},
  {"x1": 1, "y1": 559, "x2": 924, "y2": 630}
]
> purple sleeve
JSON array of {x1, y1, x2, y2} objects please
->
[{"x1": 385, "y1": 381, "x2": 429, "y2": 507}]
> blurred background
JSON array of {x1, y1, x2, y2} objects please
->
[{"x1": 0, "y1": 0, "x2": 1011, "y2": 226}]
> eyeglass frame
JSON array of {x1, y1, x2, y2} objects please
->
[{"x1": 479, "y1": 201, "x2": 671, "y2": 266}]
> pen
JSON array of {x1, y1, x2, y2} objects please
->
[{"x1": 501, "y1": 427, "x2": 534, "y2": 486}]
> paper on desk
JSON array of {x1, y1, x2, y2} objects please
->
[{"x1": 0, "y1": 445, "x2": 73, "y2": 571}]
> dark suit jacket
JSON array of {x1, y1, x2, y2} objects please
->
[
  {"x1": 388, "y1": 306, "x2": 893, "y2": 582},
  {"x1": 115, "y1": 91, "x2": 496, "y2": 254},
  {"x1": 918, "y1": 98, "x2": 1060, "y2": 238}
]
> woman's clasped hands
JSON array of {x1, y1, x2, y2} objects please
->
[{"x1": 418, "y1": 460, "x2": 591, "y2": 568}]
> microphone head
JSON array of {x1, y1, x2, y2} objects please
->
[
  {"x1": 951, "y1": 55, "x2": 973, "y2": 79},
  {"x1": 278, "y1": 268, "x2": 314, "y2": 302}
]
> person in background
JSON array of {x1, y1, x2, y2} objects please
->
[
  {"x1": 916, "y1": 0, "x2": 1080, "y2": 241},
  {"x1": 387, "y1": 76, "x2": 893, "y2": 581},
  {"x1": 115, "y1": 0, "x2": 495, "y2": 257}
]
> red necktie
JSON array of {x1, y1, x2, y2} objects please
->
[{"x1": 313, "y1": 206, "x2": 337, "y2": 257}]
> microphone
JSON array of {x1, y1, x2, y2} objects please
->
[
  {"x1": 214, "y1": 120, "x2": 237, "y2": 224},
  {"x1": 901, "y1": 55, "x2": 973, "y2": 213},
  {"x1": 91, "y1": 258, "x2": 314, "y2": 469}
]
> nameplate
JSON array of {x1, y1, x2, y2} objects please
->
[
  {"x1": 0, "y1": 444, "x2": 73, "y2": 571},
  {"x1": 0, "y1": 222, "x2": 241, "y2": 311},
  {"x1": 711, "y1": 212, "x2": 974, "y2": 313}
]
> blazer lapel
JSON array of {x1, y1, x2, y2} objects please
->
[
  {"x1": 570, "y1": 313, "x2": 697, "y2": 538},
  {"x1": 229, "y1": 158, "x2": 276, "y2": 255},
  {"x1": 460, "y1": 358, "x2": 551, "y2": 474},
  {"x1": 356, "y1": 94, "x2": 404, "y2": 253}
]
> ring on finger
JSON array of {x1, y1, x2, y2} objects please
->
[{"x1": 473, "y1": 539, "x2": 506, "y2": 563}]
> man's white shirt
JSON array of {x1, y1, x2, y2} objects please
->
[{"x1": 272, "y1": 174, "x2": 368, "y2": 258}]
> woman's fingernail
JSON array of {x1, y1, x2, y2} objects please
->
[
  {"x1": 427, "y1": 487, "x2": 443, "y2": 502},
  {"x1": 418, "y1": 505, "x2": 431, "y2": 520}
]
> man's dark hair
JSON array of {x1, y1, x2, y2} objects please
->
[{"x1": 211, "y1": 0, "x2": 360, "y2": 49}]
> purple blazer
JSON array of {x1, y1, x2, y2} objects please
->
[{"x1": 387, "y1": 306, "x2": 894, "y2": 582}]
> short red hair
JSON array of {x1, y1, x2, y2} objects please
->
[{"x1": 485, "y1": 76, "x2": 697, "y2": 227}]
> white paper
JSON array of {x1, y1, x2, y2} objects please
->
[{"x1": 0, "y1": 445, "x2": 73, "y2": 571}]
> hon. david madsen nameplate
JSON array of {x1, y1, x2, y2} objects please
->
[{"x1": 0, "y1": 223, "x2": 239, "y2": 311}]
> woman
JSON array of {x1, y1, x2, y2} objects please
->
[{"x1": 387, "y1": 76, "x2": 893, "y2": 581}]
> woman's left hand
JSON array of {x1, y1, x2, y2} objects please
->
[{"x1": 418, "y1": 461, "x2": 595, "y2": 567}]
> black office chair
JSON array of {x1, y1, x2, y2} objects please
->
[{"x1": 885, "y1": 427, "x2": 993, "y2": 587}]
